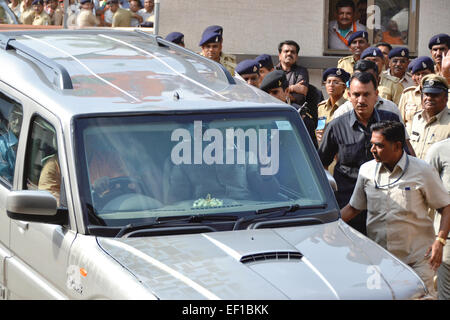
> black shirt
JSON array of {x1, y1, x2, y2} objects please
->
[
  {"x1": 275, "y1": 63, "x2": 309, "y2": 106},
  {"x1": 318, "y1": 108, "x2": 402, "y2": 207}
]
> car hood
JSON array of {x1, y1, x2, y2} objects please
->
[{"x1": 97, "y1": 220, "x2": 426, "y2": 299}]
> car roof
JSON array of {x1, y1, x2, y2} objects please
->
[{"x1": 0, "y1": 29, "x2": 289, "y2": 118}]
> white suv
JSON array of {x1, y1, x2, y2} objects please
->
[{"x1": 0, "y1": 29, "x2": 426, "y2": 299}]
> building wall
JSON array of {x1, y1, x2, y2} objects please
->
[
  {"x1": 159, "y1": 0, "x2": 325, "y2": 56},
  {"x1": 417, "y1": 0, "x2": 450, "y2": 56}
]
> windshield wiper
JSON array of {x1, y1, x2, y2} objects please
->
[
  {"x1": 114, "y1": 214, "x2": 239, "y2": 238},
  {"x1": 232, "y1": 203, "x2": 327, "y2": 230}
]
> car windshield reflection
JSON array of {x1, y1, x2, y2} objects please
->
[{"x1": 75, "y1": 111, "x2": 327, "y2": 227}]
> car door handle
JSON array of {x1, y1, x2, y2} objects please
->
[{"x1": 15, "y1": 221, "x2": 29, "y2": 231}]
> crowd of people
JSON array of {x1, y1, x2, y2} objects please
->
[
  {"x1": 7, "y1": 0, "x2": 155, "y2": 27},
  {"x1": 163, "y1": 23, "x2": 450, "y2": 300}
]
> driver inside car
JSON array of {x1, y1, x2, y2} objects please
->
[{"x1": 88, "y1": 146, "x2": 128, "y2": 197}]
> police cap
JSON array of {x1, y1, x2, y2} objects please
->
[
  {"x1": 203, "y1": 25, "x2": 223, "y2": 37},
  {"x1": 347, "y1": 31, "x2": 369, "y2": 47},
  {"x1": 428, "y1": 33, "x2": 450, "y2": 49},
  {"x1": 361, "y1": 47, "x2": 384, "y2": 60},
  {"x1": 410, "y1": 56, "x2": 435, "y2": 74},
  {"x1": 388, "y1": 47, "x2": 409, "y2": 59},
  {"x1": 259, "y1": 70, "x2": 288, "y2": 92},
  {"x1": 165, "y1": 32, "x2": 184, "y2": 45},
  {"x1": 80, "y1": 0, "x2": 91, "y2": 4},
  {"x1": 322, "y1": 68, "x2": 350, "y2": 83},
  {"x1": 199, "y1": 31, "x2": 222, "y2": 47},
  {"x1": 32, "y1": 0, "x2": 44, "y2": 4},
  {"x1": 421, "y1": 74, "x2": 448, "y2": 94},
  {"x1": 235, "y1": 59, "x2": 260, "y2": 76},
  {"x1": 255, "y1": 54, "x2": 274, "y2": 70}
]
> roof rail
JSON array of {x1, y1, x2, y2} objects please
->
[
  {"x1": 0, "y1": 35, "x2": 73, "y2": 90},
  {"x1": 134, "y1": 29, "x2": 236, "y2": 85}
]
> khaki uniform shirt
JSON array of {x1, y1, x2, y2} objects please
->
[
  {"x1": 317, "y1": 97, "x2": 347, "y2": 124},
  {"x1": 337, "y1": 55, "x2": 356, "y2": 75},
  {"x1": 38, "y1": 155, "x2": 61, "y2": 206},
  {"x1": 200, "y1": 51, "x2": 236, "y2": 76},
  {"x1": 398, "y1": 85, "x2": 422, "y2": 135},
  {"x1": 112, "y1": 8, "x2": 132, "y2": 27},
  {"x1": 350, "y1": 152, "x2": 450, "y2": 265},
  {"x1": 32, "y1": 11, "x2": 50, "y2": 26},
  {"x1": 220, "y1": 52, "x2": 236, "y2": 76},
  {"x1": 50, "y1": 7, "x2": 64, "y2": 26},
  {"x1": 384, "y1": 70, "x2": 415, "y2": 90},
  {"x1": 378, "y1": 72, "x2": 403, "y2": 106},
  {"x1": 425, "y1": 138, "x2": 450, "y2": 264},
  {"x1": 77, "y1": 8, "x2": 99, "y2": 27},
  {"x1": 19, "y1": 5, "x2": 35, "y2": 25},
  {"x1": 410, "y1": 107, "x2": 450, "y2": 159}
]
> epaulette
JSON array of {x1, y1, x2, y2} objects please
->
[
  {"x1": 384, "y1": 73, "x2": 400, "y2": 83},
  {"x1": 317, "y1": 100, "x2": 327, "y2": 107},
  {"x1": 401, "y1": 86, "x2": 417, "y2": 94},
  {"x1": 338, "y1": 55, "x2": 352, "y2": 63}
]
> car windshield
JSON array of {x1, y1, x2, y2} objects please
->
[{"x1": 74, "y1": 110, "x2": 329, "y2": 229}]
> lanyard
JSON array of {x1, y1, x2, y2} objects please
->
[
  {"x1": 374, "y1": 155, "x2": 409, "y2": 189},
  {"x1": 335, "y1": 22, "x2": 357, "y2": 47}
]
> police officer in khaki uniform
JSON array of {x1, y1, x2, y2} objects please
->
[
  {"x1": 375, "y1": 42, "x2": 392, "y2": 71},
  {"x1": 165, "y1": 32, "x2": 185, "y2": 47},
  {"x1": 361, "y1": 47, "x2": 403, "y2": 105},
  {"x1": 48, "y1": 0, "x2": 63, "y2": 26},
  {"x1": 425, "y1": 138, "x2": 450, "y2": 300},
  {"x1": 429, "y1": 33, "x2": 450, "y2": 77},
  {"x1": 342, "y1": 120, "x2": 450, "y2": 299},
  {"x1": 109, "y1": 0, "x2": 132, "y2": 27},
  {"x1": 254, "y1": 54, "x2": 274, "y2": 84},
  {"x1": 337, "y1": 31, "x2": 370, "y2": 75},
  {"x1": 410, "y1": 74, "x2": 450, "y2": 160},
  {"x1": 234, "y1": 59, "x2": 260, "y2": 88},
  {"x1": 77, "y1": 0, "x2": 99, "y2": 27},
  {"x1": 199, "y1": 26, "x2": 236, "y2": 76},
  {"x1": 19, "y1": 0, "x2": 35, "y2": 24},
  {"x1": 398, "y1": 57, "x2": 435, "y2": 135},
  {"x1": 31, "y1": 0, "x2": 50, "y2": 26},
  {"x1": 316, "y1": 67, "x2": 349, "y2": 143},
  {"x1": 385, "y1": 47, "x2": 414, "y2": 90}
]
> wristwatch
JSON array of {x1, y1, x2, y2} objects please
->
[{"x1": 436, "y1": 237, "x2": 447, "y2": 246}]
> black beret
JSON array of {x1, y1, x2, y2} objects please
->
[
  {"x1": 410, "y1": 56, "x2": 434, "y2": 74},
  {"x1": 255, "y1": 54, "x2": 274, "y2": 70},
  {"x1": 235, "y1": 59, "x2": 259, "y2": 76},
  {"x1": 199, "y1": 31, "x2": 222, "y2": 46},
  {"x1": 322, "y1": 68, "x2": 350, "y2": 83},
  {"x1": 165, "y1": 32, "x2": 184, "y2": 45},
  {"x1": 259, "y1": 70, "x2": 288, "y2": 92},
  {"x1": 361, "y1": 47, "x2": 384, "y2": 59},
  {"x1": 347, "y1": 31, "x2": 368, "y2": 46},
  {"x1": 428, "y1": 33, "x2": 450, "y2": 49},
  {"x1": 203, "y1": 25, "x2": 223, "y2": 37},
  {"x1": 388, "y1": 47, "x2": 409, "y2": 59}
]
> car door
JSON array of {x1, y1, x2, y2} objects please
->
[
  {"x1": 0, "y1": 86, "x2": 24, "y2": 299},
  {"x1": 6, "y1": 106, "x2": 76, "y2": 299}
]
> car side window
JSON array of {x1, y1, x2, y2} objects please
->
[
  {"x1": 24, "y1": 116, "x2": 62, "y2": 206},
  {"x1": 0, "y1": 91, "x2": 23, "y2": 187}
]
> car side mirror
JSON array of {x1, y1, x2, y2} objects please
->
[
  {"x1": 6, "y1": 190, "x2": 68, "y2": 225},
  {"x1": 324, "y1": 170, "x2": 338, "y2": 192}
]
